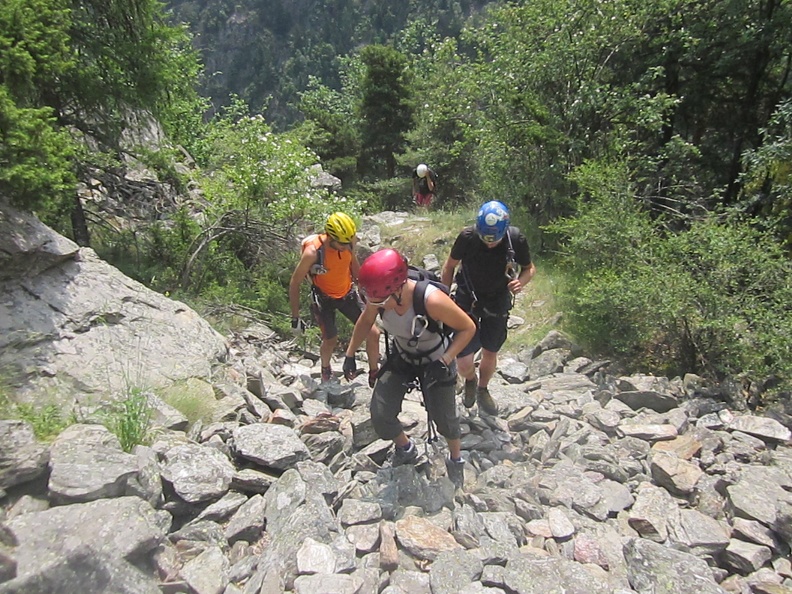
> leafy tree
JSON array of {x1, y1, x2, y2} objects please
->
[
  {"x1": 1, "y1": 0, "x2": 201, "y2": 241},
  {"x1": 641, "y1": 0, "x2": 792, "y2": 204},
  {"x1": 741, "y1": 100, "x2": 792, "y2": 247},
  {"x1": 168, "y1": 99, "x2": 366, "y2": 293},
  {"x1": 0, "y1": 0, "x2": 75, "y2": 210},
  {"x1": 295, "y1": 74, "x2": 362, "y2": 183},
  {"x1": 400, "y1": 36, "x2": 480, "y2": 206},
  {"x1": 454, "y1": 1, "x2": 676, "y2": 227},
  {"x1": 358, "y1": 44, "x2": 414, "y2": 179},
  {"x1": 62, "y1": 0, "x2": 199, "y2": 139},
  {"x1": 0, "y1": 88, "x2": 74, "y2": 211}
]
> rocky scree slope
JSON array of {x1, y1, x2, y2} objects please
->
[
  {"x1": 1, "y1": 204, "x2": 791, "y2": 593},
  {"x1": 1, "y1": 323, "x2": 791, "y2": 594}
]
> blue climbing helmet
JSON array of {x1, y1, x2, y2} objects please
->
[{"x1": 475, "y1": 200, "x2": 510, "y2": 243}]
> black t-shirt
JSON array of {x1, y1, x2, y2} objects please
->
[
  {"x1": 413, "y1": 168, "x2": 437, "y2": 193},
  {"x1": 450, "y1": 226, "x2": 532, "y2": 299}
]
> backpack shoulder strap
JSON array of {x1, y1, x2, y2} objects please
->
[
  {"x1": 505, "y1": 227, "x2": 518, "y2": 280},
  {"x1": 505, "y1": 227, "x2": 516, "y2": 262},
  {"x1": 302, "y1": 234, "x2": 327, "y2": 277},
  {"x1": 413, "y1": 279, "x2": 429, "y2": 318},
  {"x1": 316, "y1": 237, "x2": 325, "y2": 268},
  {"x1": 413, "y1": 279, "x2": 442, "y2": 335}
]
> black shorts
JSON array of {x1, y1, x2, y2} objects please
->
[
  {"x1": 453, "y1": 289, "x2": 511, "y2": 356},
  {"x1": 310, "y1": 288, "x2": 364, "y2": 340}
]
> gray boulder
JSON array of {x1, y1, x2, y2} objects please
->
[{"x1": 0, "y1": 201, "x2": 227, "y2": 406}]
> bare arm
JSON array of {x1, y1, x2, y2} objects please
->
[
  {"x1": 441, "y1": 255, "x2": 459, "y2": 288},
  {"x1": 350, "y1": 251, "x2": 361, "y2": 282},
  {"x1": 424, "y1": 290, "x2": 476, "y2": 364},
  {"x1": 345, "y1": 304, "x2": 379, "y2": 356},
  {"x1": 507, "y1": 261, "x2": 536, "y2": 295},
  {"x1": 288, "y1": 246, "x2": 318, "y2": 317}
]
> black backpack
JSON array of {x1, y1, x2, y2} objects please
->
[{"x1": 406, "y1": 266, "x2": 450, "y2": 336}]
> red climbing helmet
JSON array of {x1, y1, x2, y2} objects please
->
[{"x1": 358, "y1": 249, "x2": 408, "y2": 301}]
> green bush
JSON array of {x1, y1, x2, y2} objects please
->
[
  {"x1": 661, "y1": 219, "x2": 792, "y2": 385},
  {"x1": 550, "y1": 160, "x2": 792, "y2": 394}
]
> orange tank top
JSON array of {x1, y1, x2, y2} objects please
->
[{"x1": 302, "y1": 234, "x2": 353, "y2": 299}]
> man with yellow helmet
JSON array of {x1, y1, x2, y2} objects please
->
[{"x1": 289, "y1": 212, "x2": 380, "y2": 384}]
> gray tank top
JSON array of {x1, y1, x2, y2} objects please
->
[{"x1": 381, "y1": 283, "x2": 448, "y2": 362}]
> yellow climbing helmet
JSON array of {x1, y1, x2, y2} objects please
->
[{"x1": 325, "y1": 212, "x2": 357, "y2": 243}]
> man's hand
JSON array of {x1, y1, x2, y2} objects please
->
[
  {"x1": 424, "y1": 358, "x2": 454, "y2": 388},
  {"x1": 343, "y1": 355, "x2": 362, "y2": 381},
  {"x1": 291, "y1": 317, "x2": 306, "y2": 336}
]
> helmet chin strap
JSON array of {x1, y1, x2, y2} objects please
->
[{"x1": 393, "y1": 285, "x2": 405, "y2": 306}]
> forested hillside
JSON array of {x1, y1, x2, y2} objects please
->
[
  {"x1": 164, "y1": 0, "x2": 494, "y2": 125},
  {"x1": 2, "y1": 0, "x2": 791, "y2": 403}
]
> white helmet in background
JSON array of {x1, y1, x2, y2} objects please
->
[{"x1": 416, "y1": 163, "x2": 428, "y2": 178}]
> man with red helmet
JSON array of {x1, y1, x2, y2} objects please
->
[{"x1": 342, "y1": 248, "x2": 476, "y2": 487}]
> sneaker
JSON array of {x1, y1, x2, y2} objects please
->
[
  {"x1": 463, "y1": 379, "x2": 477, "y2": 408},
  {"x1": 446, "y1": 456, "x2": 465, "y2": 489},
  {"x1": 321, "y1": 366, "x2": 332, "y2": 382},
  {"x1": 392, "y1": 441, "x2": 418, "y2": 466},
  {"x1": 476, "y1": 386, "x2": 498, "y2": 416}
]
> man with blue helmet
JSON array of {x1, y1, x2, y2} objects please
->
[{"x1": 441, "y1": 200, "x2": 536, "y2": 415}]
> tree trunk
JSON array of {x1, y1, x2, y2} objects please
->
[
  {"x1": 71, "y1": 195, "x2": 91, "y2": 247},
  {"x1": 386, "y1": 152, "x2": 396, "y2": 179}
]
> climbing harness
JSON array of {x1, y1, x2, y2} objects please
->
[{"x1": 404, "y1": 376, "x2": 439, "y2": 450}]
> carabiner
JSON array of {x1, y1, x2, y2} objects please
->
[{"x1": 410, "y1": 315, "x2": 429, "y2": 343}]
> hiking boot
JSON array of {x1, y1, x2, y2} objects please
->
[
  {"x1": 463, "y1": 379, "x2": 477, "y2": 408},
  {"x1": 321, "y1": 366, "x2": 333, "y2": 382},
  {"x1": 446, "y1": 456, "x2": 465, "y2": 489},
  {"x1": 392, "y1": 441, "x2": 418, "y2": 466},
  {"x1": 476, "y1": 387, "x2": 498, "y2": 416}
]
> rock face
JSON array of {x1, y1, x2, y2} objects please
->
[
  {"x1": 0, "y1": 201, "x2": 228, "y2": 405},
  {"x1": 2, "y1": 210, "x2": 792, "y2": 594}
]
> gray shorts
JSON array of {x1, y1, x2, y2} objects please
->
[{"x1": 369, "y1": 356, "x2": 461, "y2": 441}]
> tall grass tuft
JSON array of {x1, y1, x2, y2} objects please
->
[{"x1": 106, "y1": 389, "x2": 153, "y2": 452}]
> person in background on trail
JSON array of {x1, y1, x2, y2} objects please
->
[
  {"x1": 342, "y1": 248, "x2": 475, "y2": 486},
  {"x1": 412, "y1": 163, "x2": 438, "y2": 207},
  {"x1": 289, "y1": 212, "x2": 380, "y2": 386},
  {"x1": 441, "y1": 200, "x2": 536, "y2": 416}
]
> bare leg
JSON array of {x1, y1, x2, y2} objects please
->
[
  {"x1": 365, "y1": 326, "x2": 381, "y2": 372},
  {"x1": 446, "y1": 437, "x2": 461, "y2": 460},
  {"x1": 394, "y1": 432, "x2": 410, "y2": 448},
  {"x1": 456, "y1": 352, "x2": 476, "y2": 382},
  {"x1": 320, "y1": 336, "x2": 338, "y2": 368},
  {"x1": 478, "y1": 349, "x2": 498, "y2": 388}
]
